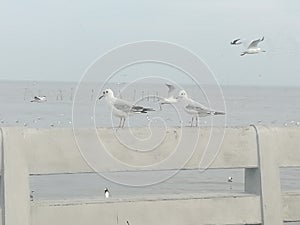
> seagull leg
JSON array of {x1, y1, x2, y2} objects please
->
[
  {"x1": 191, "y1": 117, "x2": 194, "y2": 127},
  {"x1": 118, "y1": 118, "x2": 122, "y2": 128},
  {"x1": 122, "y1": 117, "x2": 125, "y2": 128},
  {"x1": 196, "y1": 117, "x2": 198, "y2": 127}
]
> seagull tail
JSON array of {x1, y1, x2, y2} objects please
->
[
  {"x1": 213, "y1": 111, "x2": 225, "y2": 115},
  {"x1": 240, "y1": 52, "x2": 246, "y2": 56},
  {"x1": 141, "y1": 107, "x2": 155, "y2": 113}
]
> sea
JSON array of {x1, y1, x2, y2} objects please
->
[{"x1": 0, "y1": 80, "x2": 299, "y2": 222}]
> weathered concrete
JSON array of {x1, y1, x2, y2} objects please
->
[
  {"x1": 249, "y1": 125, "x2": 283, "y2": 225},
  {"x1": 282, "y1": 192, "x2": 300, "y2": 221},
  {"x1": 0, "y1": 128, "x2": 31, "y2": 225},
  {"x1": 0, "y1": 127, "x2": 258, "y2": 174},
  {"x1": 0, "y1": 126, "x2": 300, "y2": 225},
  {"x1": 31, "y1": 194, "x2": 261, "y2": 225}
]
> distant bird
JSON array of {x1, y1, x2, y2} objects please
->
[
  {"x1": 176, "y1": 90, "x2": 225, "y2": 127},
  {"x1": 227, "y1": 176, "x2": 233, "y2": 182},
  {"x1": 241, "y1": 37, "x2": 266, "y2": 56},
  {"x1": 99, "y1": 89, "x2": 155, "y2": 128},
  {"x1": 296, "y1": 122, "x2": 300, "y2": 126},
  {"x1": 30, "y1": 190, "x2": 34, "y2": 201},
  {"x1": 158, "y1": 83, "x2": 178, "y2": 110},
  {"x1": 30, "y1": 96, "x2": 47, "y2": 103},
  {"x1": 230, "y1": 38, "x2": 242, "y2": 45},
  {"x1": 104, "y1": 188, "x2": 110, "y2": 198}
]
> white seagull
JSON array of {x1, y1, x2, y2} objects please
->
[
  {"x1": 158, "y1": 83, "x2": 178, "y2": 110},
  {"x1": 230, "y1": 38, "x2": 243, "y2": 45},
  {"x1": 30, "y1": 96, "x2": 47, "y2": 103},
  {"x1": 99, "y1": 89, "x2": 155, "y2": 128},
  {"x1": 104, "y1": 188, "x2": 110, "y2": 198},
  {"x1": 176, "y1": 90, "x2": 225, "y2": 127},
  {"x1": 241, "y1": 37, "x2": 266, "y2": 56}
]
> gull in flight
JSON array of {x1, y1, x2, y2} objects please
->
[
  {"x1": 240, "y1": 37, "x2": 266, "y2": 56},
  {"x1": 30, "y1": 96, "x2": 47, "y2": 103},
  {"x1": 176, "y1": 90, "x2": 225, "y2": 127},
  {"x1": 230, "y1": 38, "x2": 243, "y2": 45},
  {"x1": 158, "y1": 83, "x2": 178, "y2": 110},
  {"x1": 99, "y1": 89, "x2": 155, "y2": 128}
]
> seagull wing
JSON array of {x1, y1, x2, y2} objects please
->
[
  {"x1": 165, "y1": 83, "x2": 175, "y2": 96},
  {"x1": 248, "y1": 37, "x2": 264, "y2": 49},
  {"x1": 231, "y1": 38, "x2": 240, "y2": 45},
  {"x1": 113, "y1": 99, "x2": 132, "y2": 113},
  {"x1": 113, "y1": 98, "x2": 154, "y2": 113}
]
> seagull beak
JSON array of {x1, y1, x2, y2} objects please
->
[{"x1": 99, "y1": 95, "x2": 104, "y2": 100}]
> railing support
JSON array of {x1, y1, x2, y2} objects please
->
[
  {"x1": 246, "y1": 125, "x2": 283, "y2": 225},
  {"x1": 0, "y1": 128, "x2": 31, "y2": 225}
]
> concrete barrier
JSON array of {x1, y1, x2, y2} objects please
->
[{"x1": 0, "y1": 126, "x2": 300, "y2": 225}]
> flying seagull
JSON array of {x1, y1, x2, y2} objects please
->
[
  {"x1": 99, "y1": 89, "x2": 155, "y2": 128},
  {"x1": 241, "y1": 37, "x2": 266, "y2": 56},
  {"x1": 30, "y1": 96, "x2": 47, "y2": 103},
  {"x1": 158, "y1": 83, "x2": 178, "y2": 110},
  {"x1": 230, "y1": 38, "x2": 243, "y2": 45},
  {"x1": 176, "y1": 90, "x2": 225, "y2": 127}
]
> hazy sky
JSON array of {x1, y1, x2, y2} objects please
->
[{"x1": 1, "y1": 0, "x2": 300, "y2": 86}]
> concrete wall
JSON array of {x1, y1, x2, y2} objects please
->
[{"x1": 0, "y1": 126, "x2": 300, "y2": 225}]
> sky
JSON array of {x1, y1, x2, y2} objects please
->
[{"x1": 0, "y1": 0, "x2": 300, "y2": 86}]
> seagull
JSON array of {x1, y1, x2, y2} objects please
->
[
  {"x1": 30, "y1": 190, "x2": 34, "y2": 201},
  {"x1": 227, "y1": 176, "x2": 233, "y2": 182},
  {"x1": 104, "y1": 188, "x2": 110, "y2": 198},
  {"x1": 158, "y1": 83, "x2": 178, "y2": 110},
  {"x1": 176, "y1": 90, "x2": 225, "y2": 127},
  {"x1": 230, "y1": 38, "x2": 243, "y2": 45},
  {"x1": 240, "y1": 37, "x2": 266, "y2": 56},
  {"x1": 99, "y1": 89, "x2": 155, "y2": 128},
  {"x1": 30, "y1": 96, "x2": 47, "y2": 103}
]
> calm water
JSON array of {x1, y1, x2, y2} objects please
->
[{"x1": 0, "y1": 80, "x2": 300, "y2": 203}]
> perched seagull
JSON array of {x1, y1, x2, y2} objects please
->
[
  {"x1": 30, "y1": 190, "x2": 34, "y2": 201},
  {"x1": 227, "y1": 176, "x2": 233, "y2": 182},
  {"x1": 30, "y1": 96, "x2": 47, "y2": 103},
  {"x1": 176, "y1": 90, "x2": 225, "y2": 127},
  {"x1": 158, "y1": 83, "x2": 178, "y2": 110},
  {"x1": 104, "y1": 188, "x2": 110, "y2": 198},
  {"x1": 240, "y1": 37, "x2": 266, "y2": 56},
  {"x1": 99, "y1": 89, "x2": 155, "y2": 128},
  {"x1": 230, "y1": 38, "x2": 243, "y2": 45}
]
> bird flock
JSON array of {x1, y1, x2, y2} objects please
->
[
  {"x1": 98, "y1": 84, "x2": 225, "y2": 128},
  {"x1": 230, "y1": 36, "x2": 266, "y2": 56}
]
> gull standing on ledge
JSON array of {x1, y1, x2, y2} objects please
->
[
  {"x1": 158, "y1": 83, "x2": 178, "y2": 110},
  {"x1": 99, "y1": 89, "x2": 155, "y2": 128},
  {"x1": 176, "y1": 90, "x2": 225, "y2": 127},
  {"x1": 240, "y1": 37, "x2": 265, "y2": 56}
]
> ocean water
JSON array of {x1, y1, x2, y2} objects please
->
[
  {"x1": 1, "y1": 80, "x2": 300, "y2": 128},
  {"x1": 1, "y1": 80, "x2": 300, "y2": 213}
]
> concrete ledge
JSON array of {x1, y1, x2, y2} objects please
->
[
  {"x1": 1, "y1": 126, "x2": 259, "y2": 174},
  {"x1": 283, "y1": 191, "x2": 300, "y2": 222},
  {"x1": 31, "y1": 193, "x2": 261, "y2": 225}
]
